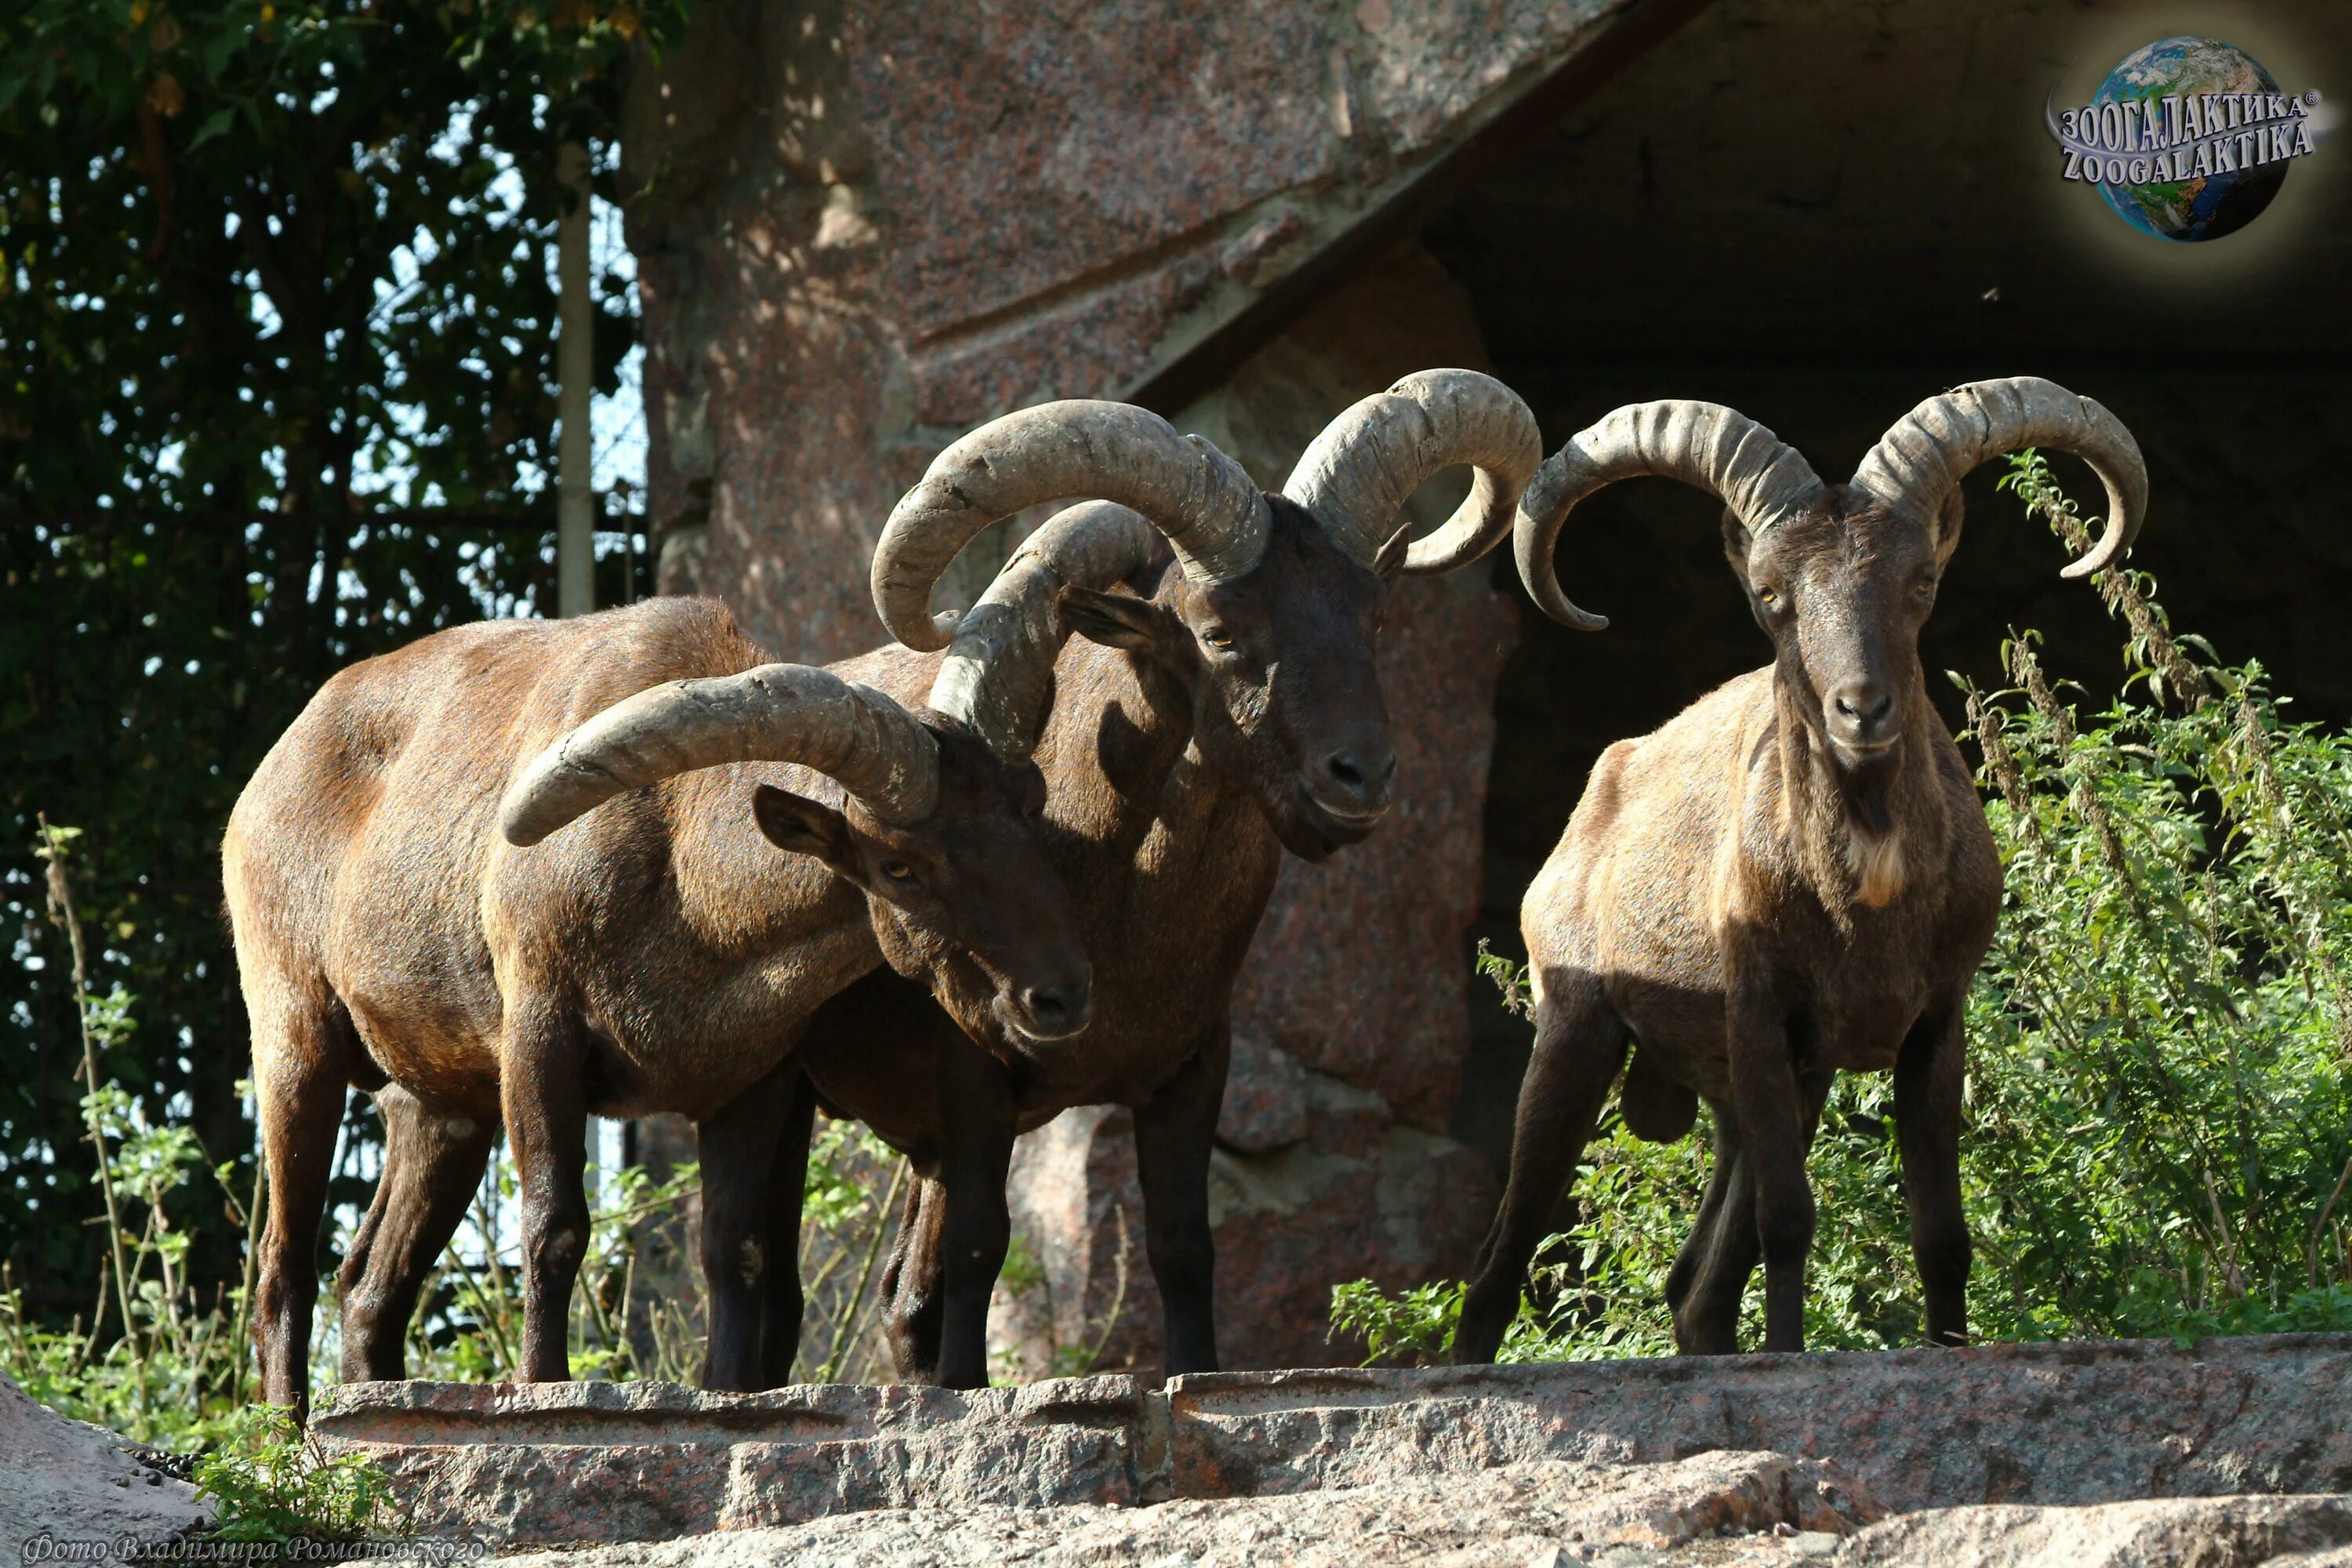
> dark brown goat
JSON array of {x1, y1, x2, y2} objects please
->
[
  {"x1": 1454, "y1": 379, "x2": 2147, "y2": 1359},
  {"x1": 223, "y1": 597, "x2": 1087, "y2": 1411},
  {"x1": 768, "y1": 373, "x2": 1544, "y2": 1388}
]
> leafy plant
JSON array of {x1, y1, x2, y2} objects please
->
[
  {"x1": 1336, "y1": 453, "x2": 2352, "y2": 1360},
  {"x1": 192, "y1": 1404, "x2": 391, "y2": 1544}
]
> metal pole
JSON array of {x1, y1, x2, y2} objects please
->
[{"x1": 556, "y1": 138, "x2": 594, "y2": 621}]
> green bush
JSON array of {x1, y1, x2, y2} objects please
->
[
  {"x1": 1335, "y1": 454, "x2": 2352, "y2": 1362},
  {"x1": 191, "y1": 1406, "x2": 392, "y2": 1545}
]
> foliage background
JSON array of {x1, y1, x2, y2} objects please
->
[{"x1": 0, "y1": 0, "x2": 677, "y2": 1319}]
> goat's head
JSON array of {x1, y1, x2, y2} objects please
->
[
  {"x1": 1515, "y1": 378, "x2": 2148, "y2": 777},
  {"x1": 497, "y1": 665, "x2": 1091, "y2": 1043},
  {"x1": 870, "y1": 372, "x2": 1542, "y2": 861}
]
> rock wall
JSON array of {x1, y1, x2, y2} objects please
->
[
  {"x1": 616, "y1": 1, "x2": 1687, "y2": 1370},
  {"x1": 308, "y1": 1333, "x2": 2352, "y2": 1557}
]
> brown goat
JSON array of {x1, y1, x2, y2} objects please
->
[
  {"x1": 770, "y1": 374, "x2": 1544, "y2": 1388},
  {"x1": 223, "y1": 597, "x2": 1087, "y2": 1411},
  {"x1": 1455, "y1": 379, "x2": 2147, "y2": 1359}
]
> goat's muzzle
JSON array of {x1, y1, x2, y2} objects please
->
[
  {"x1": 997, "y1": 960, "x2": 1094, "y2": 1043},
  {"x1": 1825, "y1": 680, "x2": 1897, "y2": 756}
]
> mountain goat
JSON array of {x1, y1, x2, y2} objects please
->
[
  {"x1": 224, "y1": 597, "x2": 1087, "y2": 1409},
  {"x1": 1455, "y1": 377, "x2": 2147, "y2": 1359}
]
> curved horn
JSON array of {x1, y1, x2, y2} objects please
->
[
  {"x1": 1280, "y1": 368, "x2": 1543, "y2": 572},
  {"x1": 1513, "y1": 401, "x2": 1825, "y2": 630},
  {"x1": 927, "y1": 501, "x2": 1160, "y2": 761},
  {"x1": 873, "y1": 401, "x2": 1270, "y2": 652},
  {"x1": 1851, "y1": 376, "x2": 2146, "y2": 579},
  {"x1": 500, "y1": 665, "x2": 940, "y2": 845}
]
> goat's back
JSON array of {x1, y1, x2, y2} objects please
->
[{"x1": 223, "y1": 599, "x2": 768, "y2": 1087}]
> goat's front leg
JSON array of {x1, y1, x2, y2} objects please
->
[
  {"x1": 1895, "y1": 1004, "x2": 1971, "y2": 1346},
  {"x1": 499, "y1": 993, "x2": 590, "y2": 1382},
  {"x1": 1725, "y1": 975, "x2": 1814, "y2": 1353},
  {"x1": 931, "y1": 1038, "x2": 1018, "y2": 1389},
  {"x1": 696, "y1": 1061, "x2": 798, "y2": 1392},
  {"x1": 1669, "y1": 1071, "x2": 1834, "y2": 1354},
  {"x1": 1132, "y1": 1019, "x2": 1232, "y2": 1377}
]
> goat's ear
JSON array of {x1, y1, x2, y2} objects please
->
[
  {"x1": 752, "y1": 784, "x2": 855, "y2": 873},
  {"x1": 1061, "y1": 585, "x2": 1163, "y2": 654},
  {"x1": 1720, "y1": 507, "x2": 1755, "y2": 590},
  {"x1": 1932, "y1": 490, "x2": 1966, "y2": 569},
  {"x1": 1371, "y1": 521, "x2": 1414, "y2": 581}
]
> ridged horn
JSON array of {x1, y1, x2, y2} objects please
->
[
  {"x1": 1851, "y1": 376, "x2": 2146, "y2": 578},
  {"x1": 1514, "y1": 401, "x2": 1825, "y2": 630},
  {"x1": 1282, "y1": 368, "x2": 1544, "y2": 572},
  {"x1": 927, "y1": 501, "x2": 1160, "y2": 762},
  {"x1": 873, "y1": 401, "x2": 1270, "y2": 652},
  {"x1": 499, "y1": 664, "x2": 940, "y2": 844}
]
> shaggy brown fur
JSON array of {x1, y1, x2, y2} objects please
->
[
  {"x1": 224, "y1": 597, "x2": 1084, "y2": 1411},
  {"x1": 778, "y1": 499, "x2": 1409, "y2": 1388},
  {"x1": 1455, "y1": 490, "x2": 2002, "y2": 1361}
]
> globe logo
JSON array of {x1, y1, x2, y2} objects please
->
[{"x1": 2046, "y1": 37, "x2": 2324, "y2": 242}]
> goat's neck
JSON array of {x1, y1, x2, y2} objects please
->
[
  {"x1": 1769, "y1": 669, "x2": 1949, "y2": 918},
  {"x1": 1040, "y1": 641, "x2": 1243, "y2": 846}
]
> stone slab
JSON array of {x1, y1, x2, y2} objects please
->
[
  {"x1": 1164, "y1": 1333, "x2": 2352, "y2": 1515},
  {"x1": 312, "y1": 1375, "x2": 1154, "y2": 1545},
  {"x1": 310, "y1": 1334, "x2": 2352, "y2": 1546},
  {"x1": 495, "y1": 1449, "x2": 1883, "y2": 1568},
  {"x1": 1842, "y1": 1494, "x2": 2352, "y2": 1568}
]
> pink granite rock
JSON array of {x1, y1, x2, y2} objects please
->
[
  {"x1": 311, "y1": 1375, "x2": 1153, "y2": 1545},
  {"x1": 497, "y1": 1449, "x2": 1882, "y2": 1566},
  {"x1": 1217, "y1": 1035, "x2": 1309, "y2": 1156},
  {"x1": 1163, "y1": 1334, "x2": 2352, "y2": 1515},
  {"x1": 990, "y1": 1079, "x2": 1497, "y2": 1380},
  {"x1": 1842, "y1": 1494, "x2": 2352, "y2": 1568}
]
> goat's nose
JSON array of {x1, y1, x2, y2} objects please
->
[
  {"x1": 1018, "y1": 970, "x2": 1091, "y2": 1037},
  {"x1": 1831, "y1": 684, "x2": 1895, "y2": 736},
  {"x1": 1322, "y1": 742, "x2": 1399, "y2": 807}
]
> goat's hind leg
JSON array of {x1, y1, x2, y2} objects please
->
[
  {"x1": 879, "y1": 1177, "x2": 949, "y2": 1382},
  {"x1": 338, "y1": 1084, "x2": 496, "y2": 1383},
  {"x1": 1896, "y1": 1006, "x2": 1971, "y2": 1346},
  {"x1": 757, "y1": 1069, "x2": 819, "y2": 1388},
  {"x1": 1457, "y1": 967, "x2": 1627, "y2": 1364},
  {"x1": 249, "y1": 975, "x2": 359, "y2": 1417},
  {"x1": 1664, "y1": 1102, "x2": 1752, "y2": 1355}
]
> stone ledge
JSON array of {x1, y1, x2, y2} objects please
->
[
  {"x1": 314, "y1": 1375, "x2": 1155, "y2": 1543},
  {"x1": 1167, "y1": 1333, "x2": 2352, "y2": 1513},
  {"x1": 310, "y1": 1334, "x2": 2352, "y2": 1546}
]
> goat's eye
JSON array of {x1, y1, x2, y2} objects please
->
[
  {"x1": 1914, "y1": 578, "x2": 1937, "y2": 601},
  {"x1": 1202, "y1": 627, "x2": 1236, "y2": 651},
  {"x1": 880, "y1": 859, "x2": 914, "y2": 883},
  {"x1": 1756, "y1": 586, "x2": 1780, "y2": 608}
]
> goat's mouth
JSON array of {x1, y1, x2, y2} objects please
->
[
  {"x1": 1827, "y1": 733, "x2": 1904, "y2": 773},
  {"x1": 1293, "y1": 779, "x2": 1391, "y2": 837}
]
